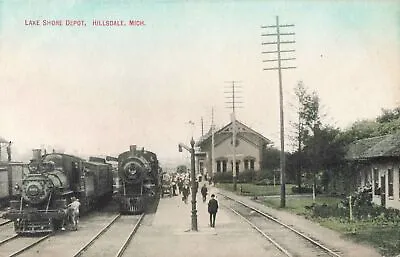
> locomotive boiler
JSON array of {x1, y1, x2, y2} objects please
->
[
  {"x1": 3, "y1": 150, "x2": 113, "y2": 234},
  {"x1": 114, "y1": 145, "x2": 160, "y2": 214}
]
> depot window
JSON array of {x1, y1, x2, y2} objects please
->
[
  {"x1": 388, "y1": 169, "x2": 394, "y2": 198},
  {"x1": 222, "y1": 161, "x2": 227, "y2": 173},
  {"x1": 373, "y1": 168, "x2": 379, "y2": 196},
  {"x1": 216, "y1": 161, "x2": 221, "y2": 173},
  {"x1": 244, "y1": 160, "x2": 249, "y2": 170}
]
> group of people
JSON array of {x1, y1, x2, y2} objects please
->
[
  {"x1": 177, "y1": 178, "x2": 191, "y2": 204},
  {"x1": 166, "y1": 172, "x2": 219, "y2": 228}
]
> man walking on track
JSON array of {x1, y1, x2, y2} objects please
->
[{"x1": 208, "y1": 194, "x2": 218, "y2": 228}]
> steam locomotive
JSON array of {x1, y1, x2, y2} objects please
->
[
  {"x1": 3, "y1": 150, "x2": 113, "y2": 234},
  {"x1": 114, "y1": 145, "x2": 160, "y2": 214}
]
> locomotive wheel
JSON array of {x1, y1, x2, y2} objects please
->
[{"x1": 52, "y1": 218, "x2": 63, "y2": 231}]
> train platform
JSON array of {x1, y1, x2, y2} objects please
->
[{"x1": 127, "y1": 184, "x2": 280, "y2": 257}]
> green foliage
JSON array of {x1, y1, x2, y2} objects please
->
[
  {"x1": 254, "y1": 169, "x2": 279, "y2": 184},
  {"x1": 238, "y1": 170, "x2": 256, "y2": 183},
  {"x1": 216, "y1": 183, "x2": 295, "y2": 196},
  {"x1": 213, "y1": 172, "x2": 233, "y2": 183},
  {"x1": 377, "y1": 117, "x2": 400, "y2": 135},
  {"x1": 214, "y1": 170, "x2": 275, "y2": 184},
  {"x1": 339, "y1": 119, "x2": 380, "y2": 143},
  {"x1": 339, "y1": 106, "x2": 400, "y2": 144},
  {"x1": 376, "y1": 107, "x2": 400, "y2": 123},
  {"x1": 261, "y1": 147, "x2": 280, "y2": 170},
  {"x1": 291, "y1": 186, "x2": 322, "y2": 194},
  {"x1": 289, "y1": 82, "x2": 346, "y2": 193},
  {"x1": 308, "y1": 203, "x2": 348, "y2": 218}
]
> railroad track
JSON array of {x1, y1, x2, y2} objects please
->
[
  {"x1": 0, "y1": 220, "x2": 12, "y2": 226},
  {"x1": 0, "y1": 234, "x2": 19, "y2": 247},
  {"x1": 73, "y1": 213, "x2": 144, "y2": 257},
  {"x1": 220, "y1": 193, "x2": 342, "y2": 257},
  {"x1": 0, "y1": 233, "x2": 51, "y2": 257}
]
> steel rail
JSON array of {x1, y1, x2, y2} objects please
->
[
  {"x1": 228, "y1": 206, "x2": 293, "y2": 257},
  {"x1": 115, "y1": 213, "x2": 144, "y2": 257},
  {"x1": 0, "y1": 220, "x2": 12, "y2": 226},
  {"x1": 220, "y1": 193, "x2": 342, "y2": 257},
  {"x1": 8, "y1": 234, "x2": 52, "y2": 257},
  {"x1": 73, "y1": 214, "x2": 121, "y2": 257},
  {"x1": 0, "y1": 234, "x2": 19, "y2": 246}
]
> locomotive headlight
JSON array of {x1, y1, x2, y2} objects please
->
[
  {"x1": 26, "y1": 185, "x2": 40, "y2": 196},
  {"x1": 128, "y1": 164, "x2": 137, "y2": 175}
]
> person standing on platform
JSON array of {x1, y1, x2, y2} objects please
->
[
  {"x1": 201, "y1": 184, "x2": 208, "y2": 202},
  {"x1": 208, "y1": 194, "x2": 218, "y2": 228},
  {"x1": 172, "y1": 181, "x2": 177, "y2": 196},
  {"x1": 182, "y1": 184, "x2": 190, "y2": 204},
  {"x1": 178, "y1": 179, "x2": 183, "y2": 195}
]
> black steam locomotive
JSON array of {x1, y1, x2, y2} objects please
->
[
  {"x1": 114, "y1": 145, "x2": 160, "y2": 214},
  {"x1": 3, "y1": 151, "x2": 113, "y2": 234}
]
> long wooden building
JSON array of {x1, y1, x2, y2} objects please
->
[{"x1": 346, "y1": 132, "x2": 400, "y2": 210}]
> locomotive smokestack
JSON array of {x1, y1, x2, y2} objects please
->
[
  {"x1": 32, "y1": 149, "x2": 42, "y2": 161},
  {"x1": 130, "y1": 145, "x2": 137, "y2": 154}
]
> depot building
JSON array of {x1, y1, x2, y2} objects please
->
[{"x1": 195, "y1": 119, "x2": 271, "y2": 177}]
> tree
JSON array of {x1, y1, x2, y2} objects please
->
[
  {"x1": 376, "y1": 107, "x2": 400, "y2": 123},
  {"x1": 376, "y1": 106, "x2": 400, "y2": 135},
  {"x1": 340, "y1": 119, "x2": 379, "y2": 143},
  {"x1": 339, "y1": 106, "x2": 400, "y2": 145},
  {"x1": 291, "y1": 81, "x2": 309, "y2": 189},
  {"x1": 261, "y1": 146, "x2": 280, "y2": 170},
  {"x1": 290, "y1": 81, "x2": 323, "y2": 190}
]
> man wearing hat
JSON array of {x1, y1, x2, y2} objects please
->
[
  {"x1": 208, "y1": 194, "x2": 218, "y2": 228},
  {"x1": 68, "y1": 197, "x2": 80, "y2": 230}
]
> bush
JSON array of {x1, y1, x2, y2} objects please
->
[
  {"x1": 292, "y1": 186, "x2": 322, "y2": 194},
  {"x1": 254, "y1": 178, "x2": 278, "y2": 185},
  {"x1": 213, "y1": 172, "x2": 233, "y2": 183},
  {"x1": 238, "y1": 170, "x2": 256, "y2": 183},
  {"x1": 307, "y1": 186, "x2": 400, "y2": 223},
  {"x1": 308, "y1": 203, "x2": 348, "y2": 218},
  {"x1": 213, "y1": 170, "x2": 257, "y2": 183},
  {"x1": 255, "y1": 169, "x2": 276, "y2": 181}
]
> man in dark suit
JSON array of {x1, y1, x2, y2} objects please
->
[{"x1": 208, "y1": 194, "x2": 218, "y2": 228}]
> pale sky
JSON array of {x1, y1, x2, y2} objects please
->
[{"x1": 0, "y1": 0, "x2": 399, "y2": 168}]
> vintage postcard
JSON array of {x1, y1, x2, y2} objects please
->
[{"x1": 0, "y1": 1, "x2": 399, "y2": 256}]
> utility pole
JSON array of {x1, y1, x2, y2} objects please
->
[
  {"x1": 224, "y1": 81, "x2": 243, "y2": 191},
  {"x1": 211, "y1": 108, "x2": 215, "y2": 179},
  {"x1": 201, "y1": 117, "x2": 204, "y2": 137},
  {"x1": 262, "y1": 16, "x2": 296, "y2": 208}
]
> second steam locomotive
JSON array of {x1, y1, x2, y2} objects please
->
[{"x1": 114, "y1": 145, "x2": 160, "y2": 214}]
